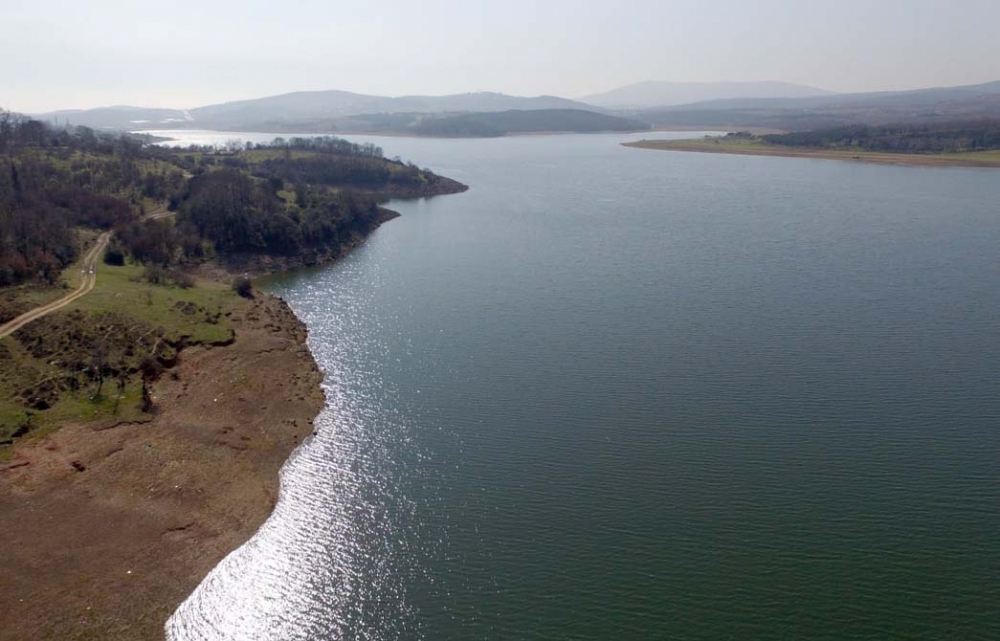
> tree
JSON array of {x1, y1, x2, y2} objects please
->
[
  {"x1": 89, "y1": 340, "x2": 108, "y2": 399},
  {"x1": 104, "y1": 243, "x2": 125, "y2": 266},
  {"x1": 139, "y1": 357, "x2": 162, "y2": 413},
  {"x1": 232, "y1": 275, "x2": 253, "y2": 298}
]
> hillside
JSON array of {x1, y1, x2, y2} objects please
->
[
  {"x1": 328, "y1": 109, "x2": 648, "y2": 137},
  {"x1": 581, "y1": 81, "x2": 834, "y2": 109},
  {"x1": 0, "y1": 114, "x2": 465, "y2": 446},
  {"x1": 35, "y1": 91, "x2": 598, "y2": 133},
  {"x1": 638, "y1": 80, "x2": 1000, "y2": 131}
]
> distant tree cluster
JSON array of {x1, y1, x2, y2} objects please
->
[
  {"x1": 409, "y1": 109, "x2": 648, "y2": 137},
  {"x1": 254, "y1": 153, "x2": 433, "y2": 191},
  {"x1": 0, "y1": 160, "x2": 79, "y2": 285},
  {"x1": 177, "y1": 168, "x2": 381, "y2": 257},
  {"x1": 764, "y1": 120, "x2": 1000, "y2": 154},
  {"x1": 116, "y1": 218, "x2": 206, "y2": 266},
  {"x1": 267, "y1": 136, "x2": 384, "y2": 158},
  {"x1": 234, "y1": 137, "x2": 443, "y2": 193}
]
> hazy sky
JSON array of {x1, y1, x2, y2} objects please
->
[{"x1": 4, "y1": 0, "x2": 1000, "y2": 112}]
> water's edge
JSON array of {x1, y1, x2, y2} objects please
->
[{"x1": 164, "y1": 208, "x2": 404, "y2": 639}]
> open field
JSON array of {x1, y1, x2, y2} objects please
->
[
  {"x1": 624, "y1": 137, "x2": 1000, "y2": 168},
  {"x1": 69, "y1": 261, "x2": 236, "y2": 344},
  {"x1": 0, "y1": 257, "x2": 241, "y2": 451}
]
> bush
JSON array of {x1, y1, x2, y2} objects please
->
[
  {"x1": 104, "y1": 243, "x2": 125, "y2": 266},
  {"x1": 170, "y1": 270, "x2": 195, "y2": 289},
  {"x1": 143, "y1": 264, "x2": 167, "y2": 285},
  {"x1": 232, "y1": 275, "x2": 253, "y2": 298}
]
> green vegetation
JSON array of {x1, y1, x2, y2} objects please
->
[
  {"x1": 73, "y1": 261, "x2": 235, "y2": 344},
  {"x1": 0, "y1": 118, "x2": 467, "y2": 453},
  {"x1": 404, "y1": 109, "x2": 648, "y2": 137},
  {"x1": 0, "y1": 111, "x2": 187, "y2": 286},
  {"x1": 0, "y1": 114, "x2": 466, "y2": 451},
  {"x1": 626, "y1": 128, "x2": 1000, "y2": 168},
  {"x1": 762, "y1": 121, "x2": 1000, "y2": 154},
  {"x1": 0, "y1": 257, "x2": 241, "y2": 450}
]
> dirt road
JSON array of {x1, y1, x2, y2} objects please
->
[
  {"x1": 0, "y1": 207, "x2": 174, "y2": 340},
  {"x1": 0, "y1": 231, "x2": 112, "y2": 340}
]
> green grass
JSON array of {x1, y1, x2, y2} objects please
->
[
  {"x1": 1, "y1": 257, "x2": 243, "y2": 451},
  {"x1": 0, "y1": 374, "x2": 149, "y2": 452},
  {"x1": 70, "y1": 261, "x2": 238, "y2": 344},
  {"x1": 239, "y1": 148, "x2": 318, "y2": 162}
]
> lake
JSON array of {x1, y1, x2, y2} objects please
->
[{"x1": 163, "y1": 131, "x2": 1000, "y2": 640}]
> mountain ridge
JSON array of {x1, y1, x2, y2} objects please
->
[
  {"x1": 581, "y1": 81, "x2": 836, "y2": 109},
  {"x1": 35, "y1": 90, "x2": 598, "y2": 131}
]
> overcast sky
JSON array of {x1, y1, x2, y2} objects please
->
[{"x1": 4, "y1": 0, "x2": 1000, "y2": 113}]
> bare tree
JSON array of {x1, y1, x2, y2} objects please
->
[{"x1": 89, "y1": 339, "x2": 108, "y2": 399}]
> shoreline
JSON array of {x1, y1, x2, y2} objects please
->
[
  {"x1": 138, "y1": 127, "x2": 650, "y2": 141},
  {"x1": 0, "y1": 290, "x2": 326, "y2": 640},
  {"x1": 623, "y1": 139, "x2": 1000, "y2": 168},
  {"x1": 0, "y1": 215, "x2": 413, "y2": 638}
]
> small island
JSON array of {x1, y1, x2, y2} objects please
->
[{"x1": 625, "y1": 121, "x2": 1000, "y2": 168}]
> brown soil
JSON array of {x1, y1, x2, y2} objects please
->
[{"x1": 0, "y1": 294, "x2": 325, "y2": 641}]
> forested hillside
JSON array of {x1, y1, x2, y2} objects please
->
[
  {"x1": 398, "y1": 109, "x2": 647, "y2": 137},
  {"x1": 0, "y1": 112, "x2": 184, "y2": 286},
  {"x1": 0, "y1": 115, "x2": 466, "y2": 288}
]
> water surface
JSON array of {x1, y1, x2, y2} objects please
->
[{"x1": 168, "y1": 131, "x2": 1000, "y2": 640}]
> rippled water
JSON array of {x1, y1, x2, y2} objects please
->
[{"x1": 167, "y1": 131, "x2": 1000, "y2": 640}]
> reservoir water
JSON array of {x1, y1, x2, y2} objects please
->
[{"x1": 163, "y1": 131, "x2": 1000, "y2": 640}]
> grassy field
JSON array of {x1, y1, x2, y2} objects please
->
[
  {"x1": 1, "y1": 255, "x2": 243, "y2": 453},
  {"x1": 624, "y1": 137, "x2": 1000, "y2": 168},
  {"x1": 70, "y1": 261, "x2": 237, "y2": 344}
]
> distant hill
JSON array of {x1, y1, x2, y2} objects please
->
[
  {"x1": 581, "y1": 81, "x2": 835, "y2": 109},
  {"x1": 36, "y1": 91, "x2": 599, "y2": 133},
  {"x1": 38, "y1": 106, "x2": 189, "y2": 129},
  {"x1": 238, "y1": 109, "x2": 648, "y2": 137},
  {"x1": 637, "y1": 80, "x2": 1000, "y2": 131},
  {"x1": 405, "y1": 109, "x2": 648, "y2": 137}
]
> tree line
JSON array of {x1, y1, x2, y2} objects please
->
[{"x1": 763, "y1": 120, "x2": 1000, "y2": 154}]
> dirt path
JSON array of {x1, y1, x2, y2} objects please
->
[
  {"x1": 0, "y1": 231, "x2": 111, "y2": 340},
  {"x1": 0, "y1": 208, "x2": 174, "y2": 340}
]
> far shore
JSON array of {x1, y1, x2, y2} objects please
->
[
  {"x1": 137, "y1": 127, "x2": 654, "y2": 142},
  {"x1": 624, "y1": 137, "x2": 1000, "y2": 168}
]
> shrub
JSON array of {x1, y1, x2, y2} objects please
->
[
  {"x1": 104, "y1": 243, "x2": 125, "y2": 266},
  {"x1": 171, "y1": 271, "x2": 195, "y2": 289},
  {"x1": 232, "y1": 275, "x2": 253, "y2": 298},
  {"x1": 143, "y1": 264, "x2": 167, "y2": 285}
]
